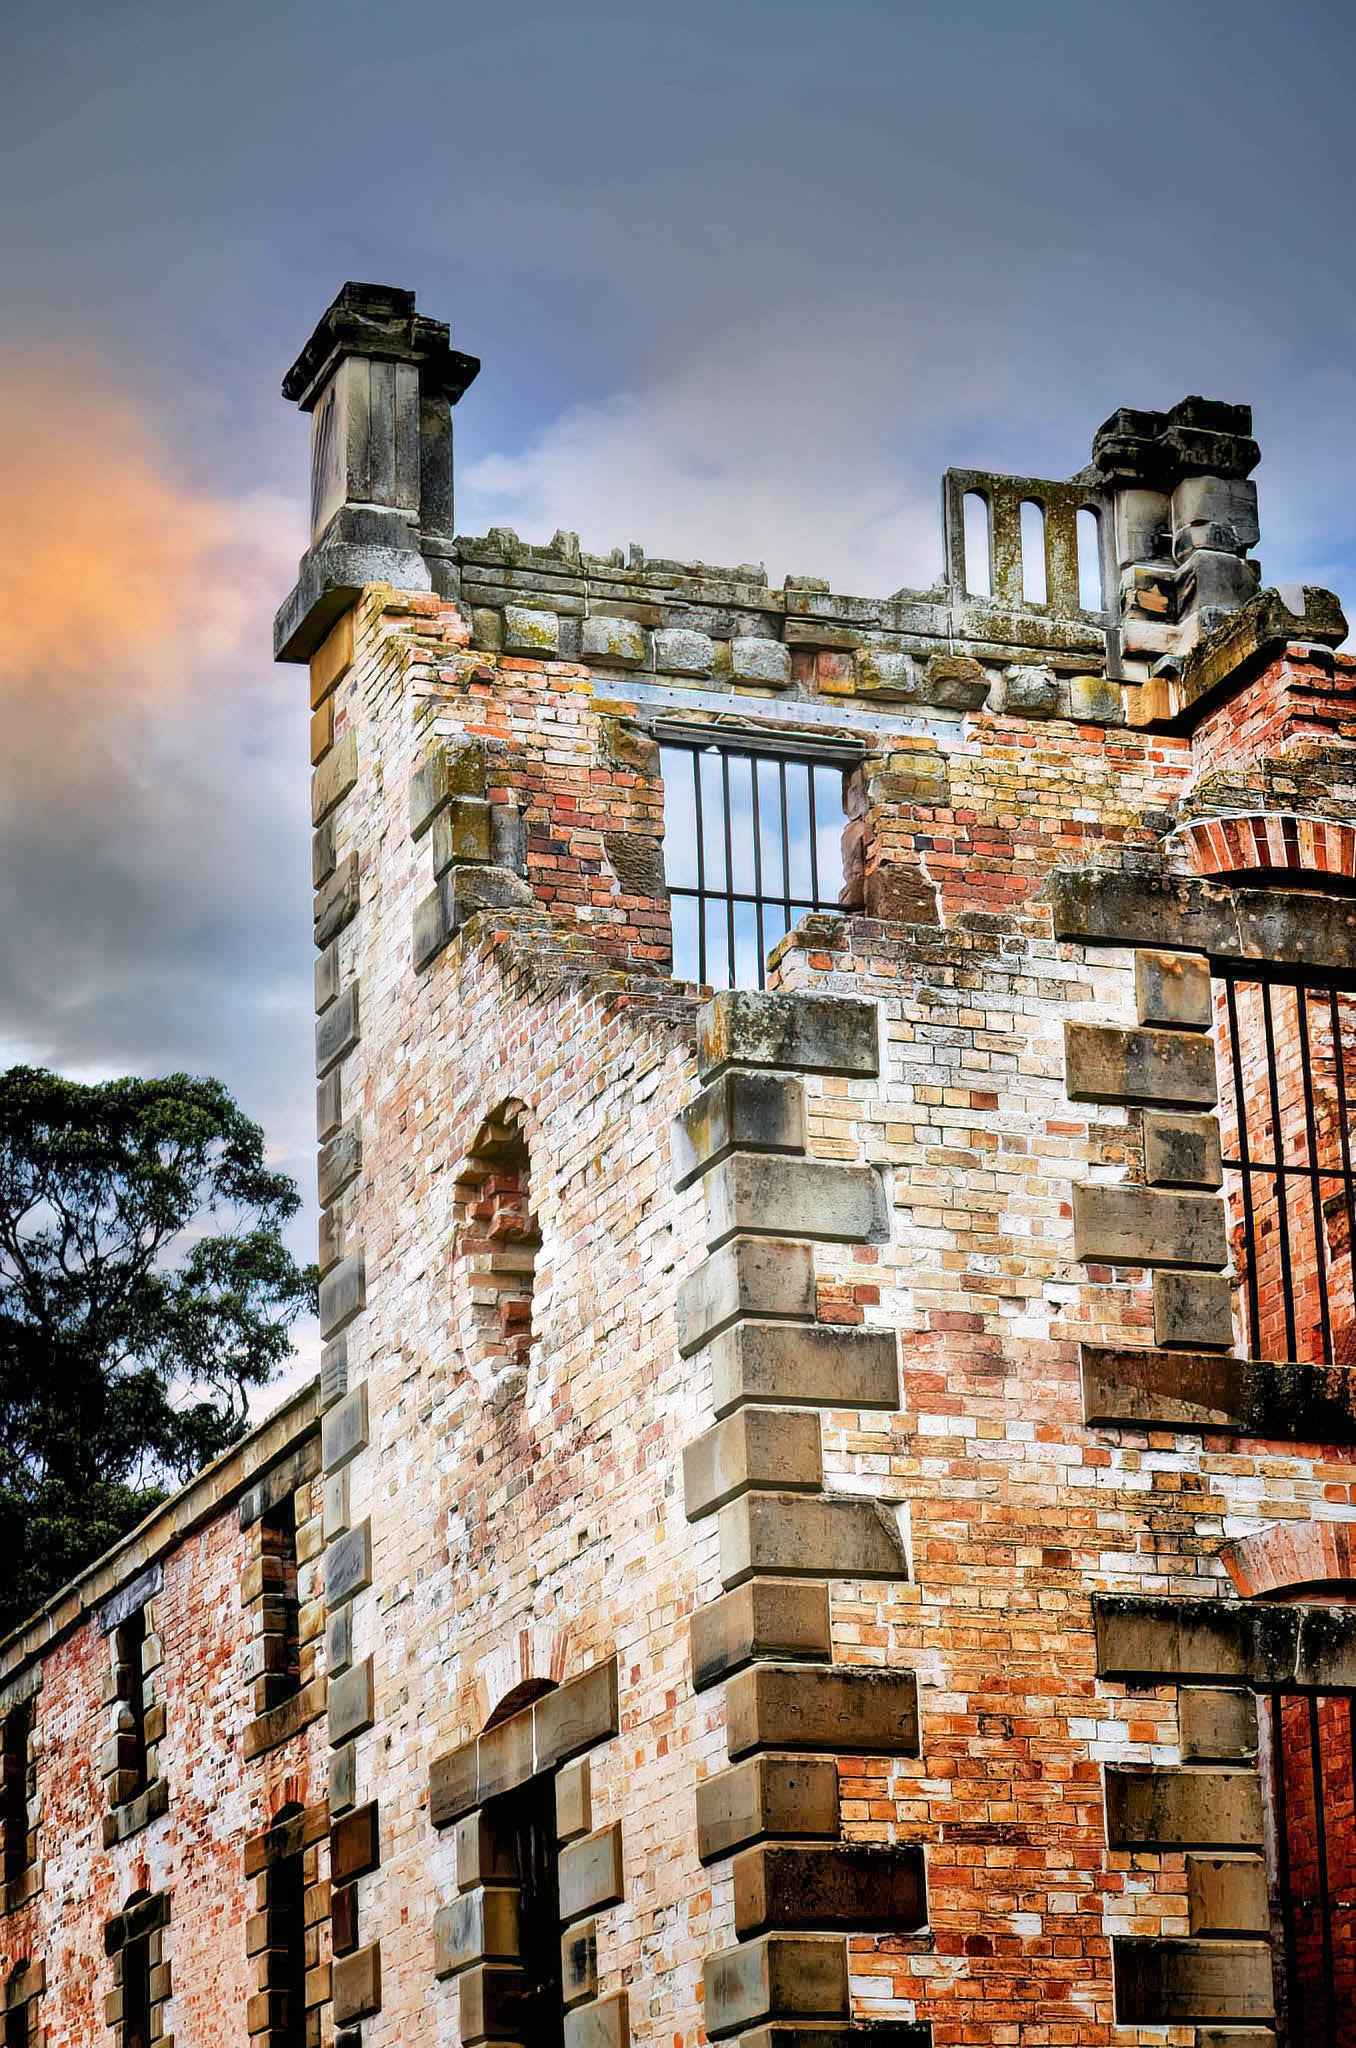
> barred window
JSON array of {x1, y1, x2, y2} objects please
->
[
  {"x1": 1217, "y1": 971, "x2": 1356, "y2": 1365},
  {"x1": 1260, "y1": 1687, "x2": 1356, "y2": 2043},
  {"x1": 659, "y1": 727, "x2": 852, "y2": 988}
]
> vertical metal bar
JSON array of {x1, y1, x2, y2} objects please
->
[
  {"x1": 692, "y1": 748, "x2": 707, "y2": 986},
  {"x1": 1295, "y1": 988, "x2": 1335, "y2": 1365},
  {"x1": 1272, "y1": 1692, "x2": 1302, "y2": 2044},
  {"x1": 750, "y1": 756, "x2": 766, "y2": 982},
  {"x1": 1309, "y1": 1694, "x2": 1338, "y2": 2048},
  {"x1": 778, "y1": 760, "x2": 792, "y2": 934},
  {"x1": 1225, "y1": 977, "x2": 1263, "y2": 1358},
  {"x1": 720, "y1": 746, "x2": 736, "y2": 988},
  {"x1": 1261, "y1": 980, "x2": 1300, "y2": 1362},
  {"x1": 1330, "y1": 988, "x2": 1356, "y2": 1353},
  {"x1": 807, "y1": 762, "x2": 821, "y2": 906}
]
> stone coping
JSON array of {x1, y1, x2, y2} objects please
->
[{"x1": 0, "y1": 1377, "x2": 320, "y2": 1684}]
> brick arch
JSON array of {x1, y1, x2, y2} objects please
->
[
  {"x1": 1221, "y1": 1519, "x2": 1356, "y2": 1597},
  {"x1": 474, "y1": 1625, "x2": 569, "y2": 1730},
  {"x1": 1173, "y1": 811, "x2": 1356, "y2": 883}
]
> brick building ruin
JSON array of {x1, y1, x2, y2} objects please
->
[{"x1": 5, "y1": 279, "x2": 1356, "y2": 2043}]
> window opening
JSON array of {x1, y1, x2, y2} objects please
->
[
  {"x1": 1217, "y1": 971, "x2": 1356, "y2": 1365},
  {"x1": 1261, "y1": 1688, "x2": 1356, "y2": 2044},
  {"x1": 121, "y1": 1929, "x2": 152, "y2": 2048},
  {"x1": 1, "y1": 1702, "x2": 30, "y2": 1886},
  {"x1": 114, "y1": 1611, "x2": 149, "y2": 1797},
  {"x1": 454, "y1": 1107, "x2": 540, "y2": 1388},
  {"x1": 1077, "y1": 507, "x2": 1104, "y2": 611},
  {"x1": 660, "y1": 738, "x2": 848, "y2": 988},
  {"x1": 264, "y1": 1809, "x2": 307, "y2": 2046},
  {"x1": 1020, "y1": 499, "x2": 1047, "y2": 606},
  {"x1": 4, "y1": 2002, "x2": 26, "y2": 2048},
  {"x1": 962, "y1": 490, "x2": 992, "y2": 599},
  {"x1": 259, "y1": 1497, "x2": 301, "y2": 1709},
  {"x1": 482, "y1": 1772, "x2": 564, "y2": 2048}
]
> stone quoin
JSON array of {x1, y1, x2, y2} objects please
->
[{"x1": 8, "y1": 280, "x2": 1356, "y2": 2044}]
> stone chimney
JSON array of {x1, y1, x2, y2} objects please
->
[{"x1": 275, "y1": 282, "x2": 480, "y2": 660}]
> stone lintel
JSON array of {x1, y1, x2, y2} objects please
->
[
  {"x1": 1093, "y1": 1594, "x2": 1356, "y2": 1687},
  {"x1": 1049, "y1": 869, "x2": 1356, "y2": 980},
  {"x1": 1081, "y1": 1343, "x2": 1356, "y2": 1440}
]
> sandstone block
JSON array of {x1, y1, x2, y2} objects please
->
[
  {"x1": 1143, "y1": 1111, "x2": 1223, "y2": 1189},
  {"x1": 410, "y1": 740, "x2": 486, "y2": 839},
  {"x1": 1296, "y1": 1604, "x2": 1356, "y2": 1687},
  {"x1": 1065, "y1": 1022, "x2": 1217, "y2": 1106},
  {"x1": 331, "y1": 1943, "x2": 381, "y2": 2025},
  {"x1": 684, "y1": 1411, "x2": 822, "y2": 1522},
  {"x1": 1113, "y1": 1937, "x2": 1274, "y2": 2024},
  {"x1": 317, "y1": 1118, "x2": 362, "y2": 1207},
  {"x1": 316, "y1": 1069, "x2": 342, "y2": 1142},
  {"x1": 555, "y1": 1758, "x2": 592, "y2": 1843},
  {"x1": 696, "y1": 1753, "x2": 839, "y2": 1864},
  {"x1": 1179, "y1": 1687, "x2": 1259, "y2": 1763},
  {"x1": 1081, "y1": 1344, "x2": 1356, "y2": 1440},
  {"x1": 534, "y1": 1658, "x2": 620, "y2": 1775},
  {"x1": 1135, "y1": 949, "x2": 1213, "y2": 1030},
  {"x1": 580, "y1": 615, "x2": 646, "y2": 667},
  {"x1": 318, "y1": 1253, "x2": 365, "y2": 1338},
  {"x1": 999, "y1": 665, "x2": 1059, "y2": 717},
  {"x1": 312, "y1": 813, "x2": 336, "y2": 886},
  {"x1": 561, "y1": 1918, "x2": 598, "y2": 2006},
  {"x1": 733, "y1": 1843, "x2": 926, "y2": 1937},
  {"x1": 312, "y1": 731, "x2": 358, "y2": 825},
  {"x1": 1187, "y1": 1854, "x2": 1268, "y2": 1935},
  {"x1": 726, "y1": 1664, "x2": 919, "y2": 1760},
  {"x1": 731, "y1": 636, "x2": 792, "y2": 687},
  {"x1": 698, "y1": 991, "x2": 879, "y2": 1081},
  {"x1": 316, "y1": 985, "x2": 359, "y2": 1076},
  {"x1": 455, "y1": 1809, "x2": 519, "y2": 1892},
  {"x1": 732, "y1": 2031, "x2": 929, "y2": 2048},
  {"x1": 705, "y1": 1156, "x2": 888, "y2": 1251},
  {"x1": 704, "y1": 1934, "x2": 848, "y2": 2037},
  {"x1": 1072, "y1": 1184, "x2": 1226, "y2": 1268},
  {"x1": 431, "y1": 798, "x2": 493, "y2": 873},
  {"x1": 564, "y1": 1991, "x2": 629, "y2": 2048},
  {"x1": 328, "y1": 1658, "x2": 375, "y2": 1746},
  {"x1": 654, "y1": 626, "x2": 715, "y2": 676},
  {"x1": 1152, "y1": 1269, "x2": 1234, "y2": 1348},
  {"x1": 502, "y1": 604, "x2": 560, "y2": 655},
  {"x1": 329, "y1": 1740, "x2": 356, "y2": 1815},
  {"x1": 691, "y1": 1580, "x2": 833, "y2": 1693},
  {"x1": 429, "y1": 1741, "x2": 479, "y2": 1828},
  {"x1": 677, "y1": 1237, "x2": 816, "y2": 1357},
  {"x1": 852, "y1": 648, "x2": 917, "y2": 699},
  {"x1": 718, "y1": 1491, "x2": 906, "y2": 1587},
  {"x1": 710, "y1": 1323, "x2": 899, "y2": 1417},
  {"x1": 413, "y1": 865, "x2": 534, "y2": 971},
  {"x1": 1094, "y1": 1595, "x2": 1299, "y2": 1685},
  {"x1": 322, "y1": 1383, "x2": 369, "y2": 1474},
  {"x1": 1104, "y1": 1766, "x2": 1262, "y2": 1849},
  {"x1": 314, "y1": 853, "x2": 360, "y2": 947},
  {"x1": 314, "y1": 942, "x2": 338, "y2": 1013},
  {"x1": 309, "y1": 609, "x2": 354, "y2": 708},
  {"x1": 1070, "y1": 672, "x2": 1124, "y2": 723},
  {"x1": 324, "y1": 1520, "x2": 372, "y2": 1606},
  {"x1": 558, "y1": 1824, "x2": 624, "y2": 1924},
  {"x1": 329, "y1": 1801, "x2": 380, "y2": 1885},
  {"x1": 433, "y1": 1886, "x2": 520, "y2": 1976},
  {"x1": 459, "y1": 1962, "x2": 531, "y2": 2044},
  {"x1": 923, "y1": 650, "x2": 991, "y2": 710},
  {"x1": 476, "y1": 1708, "x2": 534, "y2": 1804},
  {"x1": 672, "y1": 1071, "x2": 806, "y2": 1191}
]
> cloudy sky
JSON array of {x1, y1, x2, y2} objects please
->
[{"x1": 2, "y1": 0, "x2": 1355, "y2": 1382}]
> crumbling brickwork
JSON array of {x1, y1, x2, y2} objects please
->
[{"x1": 12, "y1": 281, "x2": 1356, "y2": 2046}]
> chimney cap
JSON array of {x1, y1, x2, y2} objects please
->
[{"x1": 281, "y1": 281, "x2": 480, "y2": 411}]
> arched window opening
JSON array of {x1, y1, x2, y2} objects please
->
[
  {"x1": 259, "y1": 1495, "x2": 301, "y2": 1710},
  {"x1": 112, "y1": 1610, "x2": 149, "y2": 1800},
  {"x1": 1077, "y1": 506, "x2": 1104, "y2": 611},
  {"x1": 962, "y1": 490, "x2": 992, "y2": 600},
  {"x1": 454, "y1": 1105, "x2": 541, "y2": 1391},
  {"x1": 262, "y1": 1804, "x2": 308, "y2": 2047},
  {"x1": 120, "y1": 1896, "x2": 153, "y2": 2048},
  {"x1": 1020, "y1": 499, "x2": 1047, "y2": 607}
]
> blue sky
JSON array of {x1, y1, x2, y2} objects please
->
[{"x1": 1, "y1": 0, "x2": 1354, "y2": 1362}]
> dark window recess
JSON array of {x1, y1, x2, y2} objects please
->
[
  {"x1": 259, "y1": 1498, "x2": 302, "y2": 1709},
  {"x1": 482, "y1": 1773, "x2": 564, "y2": 2048},
  {"x1": 264, "y1": 1816, "x2": 307, "y2": 2045},
  {"x1": 114, "y1": 1612, "x2": 149, "y2": 1797},
  {"x1": 1, "y1": 1701, "x2": 30, "y2": 1884},
  {"x1": 1217, "y1": 973, "x2": 1356, "y2": 1366},
  {"x1": 660, "y1": 736, "x2": 850, "y2": 989},
  {"x1": 4, "y1": 2002, "x2": 27, "y2": 2048},
  {"x1": 121, "y1": 1932, "x2": 153, "y2": 2048},
  {"x1": 1261, "y1": 1689, "x2": 1356, "y2": 2046}
]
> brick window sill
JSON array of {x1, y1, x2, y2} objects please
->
[
  {"x1": 244, "y1": 1674, "x2": 326, "y2": 1761},
  {"x1": 102, "y1": 1776, "x2": 169, "y2": 1846}
]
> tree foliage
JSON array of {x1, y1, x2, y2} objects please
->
[{"x1": 0, "y1": 1067, "x2": 315, "y2": 1637}]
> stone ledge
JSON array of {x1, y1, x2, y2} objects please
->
[
  {"x1": 1081, "y1": 1343, "x2": 1356, "y2": 1440},
  {"x1": 1049, "y1": 868, "x2": 1356, "y2": 977},
  {"x1": 1095, "y1": 1593, "x2": 1356, "y2": 1687},
  {"x1": 243, "y1": 1675, "x2": 327, "y2": 1761}
]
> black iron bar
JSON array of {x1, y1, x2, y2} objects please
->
[
  {"x1": 1260, "y1": 980, "x2": 1301, "y2": 1362},
  {"x1": 778, "y1": 759, "x2": 792, "y2": 937},
  {"x1": 1224, "y1": 977, "x2": 1264, "y2": 1358},
  {"x1": 720, "y1": 747, "x2": 736, "y2": 988},
  {"x1": 750, "y1": 756, "x2": 766, "y2": 975},
  {"x1": 1330, "y1": 988, "x2": 1356, "y2": 1358},
  {"x1": 692, "y1": 748, "x2": 707, "y2": 985},
  {"x1": 1309, "y1": 1694, "x2": 1339, "y2": 2048},
  {"x1": 1294, "y1": 988, "x2": 1336, "y2": 1365},
  {"x1": 1272, "y1": 1693, "x2": 1303, "y2": 2046},
  {"x1": 807, "y1": 763, "x2": 820, "y2": 906}
]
